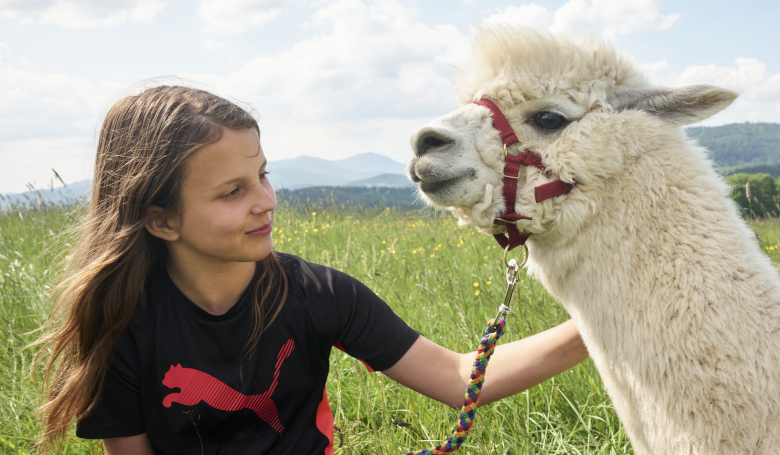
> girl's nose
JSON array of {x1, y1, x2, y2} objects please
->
[{"x1": 250, "y1": 183, "x2": 276, "y2": 215}]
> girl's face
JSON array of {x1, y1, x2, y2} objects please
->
[{"x1": 169, "y1": 127, "x2": 276, "y2": 266}]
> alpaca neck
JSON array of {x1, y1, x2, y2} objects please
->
[{"x1": 527, "y1": 135, "x2": 768, "y2": 354}]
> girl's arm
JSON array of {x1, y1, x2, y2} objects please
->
[
  {"x1": 102, "y1": 433, "x2": 155, "y2": 455},
  {"x1": 382, "y1": 319, "x2": 588, "y2": 408}
]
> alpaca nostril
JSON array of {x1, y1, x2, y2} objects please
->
[{"x1": 414, "y1": 132, "x2": 454, "y2": 156}]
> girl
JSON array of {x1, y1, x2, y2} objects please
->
[{"x1": 37, "y1": 85, "x2": 588, "y2": 454}]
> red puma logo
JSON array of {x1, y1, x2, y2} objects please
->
[{"x1": 162, "y1": 339, "x2": 295, "y2": 435}]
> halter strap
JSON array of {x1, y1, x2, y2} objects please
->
[
  {"x1": 473, "y1": 99, "x2": 573, "y2": 250},
  {"x1": 535, "y1": 180, "x2": 573, "y2": 203},
  {"x1": 473, "y1": 99, "x2": 519, "y2": 146}
]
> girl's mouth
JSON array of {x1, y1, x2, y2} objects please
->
[{"x1": 246, "y1": 223, "x2": 272, "y2": 238}]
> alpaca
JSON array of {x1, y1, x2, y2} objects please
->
[{"x1": 407, "y1": 26, "x2": 780, "y2": 455}]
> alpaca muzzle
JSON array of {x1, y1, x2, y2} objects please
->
[{"x1": 473, "y1": 99, "x2": 573, "y2": 251}]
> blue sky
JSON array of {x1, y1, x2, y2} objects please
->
[{"x1": 1, "y1": 0, "x2": 779, "y2": 193}]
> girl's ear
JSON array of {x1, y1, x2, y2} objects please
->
[{"x1": 145, "y1": 206, "x2": 181, "y2": 242}]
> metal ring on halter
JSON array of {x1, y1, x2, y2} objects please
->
[{"x1": 503, "y1": 243, "x2": 529, "y2": 269}]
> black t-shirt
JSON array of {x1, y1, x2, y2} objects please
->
[{"x1": 76, "y1": 253, "x2": 419, "y2": 454}]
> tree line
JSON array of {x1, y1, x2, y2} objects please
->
[
  {"x1": 726, "y1": 173, "x2": 780, "y2": 218},
  {"x1": 689, "y1": 123, "x2": 780, "y2": 171}
]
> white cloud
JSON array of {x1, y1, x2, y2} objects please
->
[
  {"x1": 202, "y1": 38, "x2": 225, "y2": 50},
  {"x1": 676, "y1": 58, "x2": 769, "y2": 89},
  {"x1": 485, "y1": 0, "x2": 680, "y2": 40},
  {"x1": 0, "y1": 0, "x2": 169, "y2": 28},
  {"x1": 0, "y1": 45, "x2": 106, "y2": 191},
  {"x1": 198, "y1": 0, "x2": 290, "y2": 34},
  {"x1": 176, "y1": 0, "x2": 471, "y2": 165},
  {"x1": 483, "y1": 4, "x2": 551, "y2": 28},
  {"x1": 674, "y1": 58, "x2": 780, "y2": 125},
  {"x1": 0, "y1": 42, "x2": 10, "y2": 66},
  {"x1": 0, "y1": 65, "x2": 103, "y2": 140},
  {"x1": 639, "y1": 59, "x2": 670, "y2": 79},
  {"x1": 206, "y1": 0, "x2": 468, "y2": 122}
]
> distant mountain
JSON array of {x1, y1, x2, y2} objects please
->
[
  {"x1": 347, "y1": 173, "x2": 414, "y2": 188},
  {"x1": 0, "y1": 153, "x2": 410, "y2": 210},
  {"x1": 271, "y1": 152, "x2": 408, "y2": 190},
  {"x1": 0, "y1": 179, "x2": 90, "y2": 211}
]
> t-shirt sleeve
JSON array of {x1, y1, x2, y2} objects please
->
[
  {"x1": 294, "y1": 259, "x2": 419, "y2": 371},
  {"x1": 76, "y1": 331, "x2": 145, "y2": 439}
]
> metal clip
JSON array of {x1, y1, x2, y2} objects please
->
[
  {"x1": 491, "y1": 256, "x2": 522, "y2": 328},
  {"x1": 492, "y1": 303, "x2": 512, "y2": 325},
  {"x1": 503, "y1": 259, "x2": 520, "y2": 306}
]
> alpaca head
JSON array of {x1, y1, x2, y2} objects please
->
[{"x1": 408, "y1": 26, "x2": 738, "y2": 246}]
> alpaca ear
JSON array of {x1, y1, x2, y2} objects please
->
[{"x1": 610, "y1": 84, "x2": 739, "y2": 126}]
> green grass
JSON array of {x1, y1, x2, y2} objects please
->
[
  {"x1": 6, "y1": 202, "x2": 780, "y2": 454},
  {"x1": 0, "y1": 209, "x2": 103, "y2": 454}
]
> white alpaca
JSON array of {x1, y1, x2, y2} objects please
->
[{"x1": 408, "y1": 26, "x2": 780, "y2": 455}]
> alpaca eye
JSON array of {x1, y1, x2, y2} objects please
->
[{"x1": 534, "y1": 112, "x2": 566, "y2": 130}]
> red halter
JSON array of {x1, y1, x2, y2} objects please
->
[{"x1": 473, "y1": 99, "x2": 573, "y2": 251}]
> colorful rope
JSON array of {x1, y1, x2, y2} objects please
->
[{"x1": 406, "y1": 318, "x2": 506, "y2": 455}]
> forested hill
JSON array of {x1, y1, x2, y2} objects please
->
[{"x1": 687, "y1": 123, "x2": 780, "y2": 175}]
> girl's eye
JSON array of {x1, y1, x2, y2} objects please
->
[
  {"x1": 533, "y1": 112, "x2": 567, "y2": 130},
  {"x1": 223, "y1": 188, "x2": 240, "y2": 198},
  {"x1": 260, "y1": 170, "x2": 270, "y2": 181}
]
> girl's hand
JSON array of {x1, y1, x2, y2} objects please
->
[{"x1": 382, "y1": 319, "x2": 588, "y2": 408}]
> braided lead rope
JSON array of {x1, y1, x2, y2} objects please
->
[{"x1": 406, "y1": 318, "x2": 507, "y2": 455}]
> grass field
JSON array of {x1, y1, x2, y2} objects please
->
[{"x1": 3, "y1": 201, "x2": 780, "y2": 454}]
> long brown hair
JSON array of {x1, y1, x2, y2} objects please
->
[{"x1": 33, "y1": 85, "x2": 288, "y2": 450}]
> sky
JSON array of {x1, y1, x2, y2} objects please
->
[{"x1": 1, "y1": 0, "x2": 779, "y2": 194}]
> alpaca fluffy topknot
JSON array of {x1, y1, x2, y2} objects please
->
[{"x1": 454, "y1": 26, "x2": 650, "y2": 109}]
